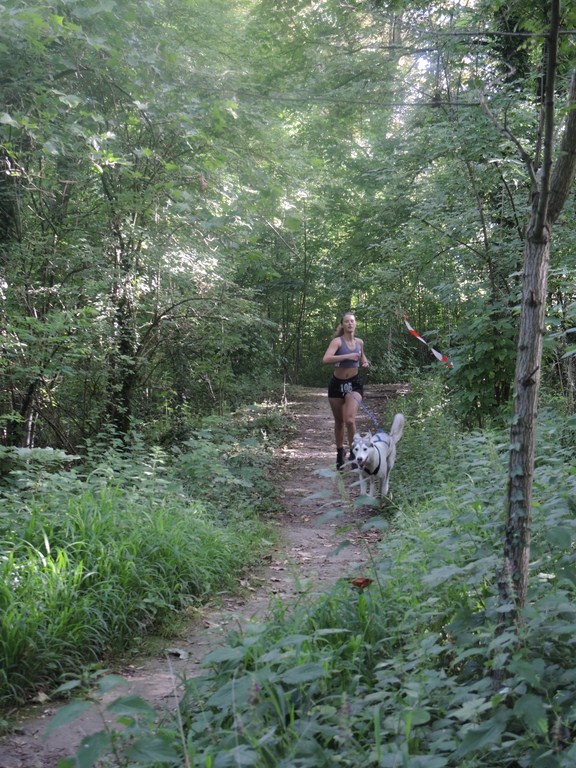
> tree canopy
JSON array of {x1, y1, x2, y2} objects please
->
[{"x1": 1, "y1": 0, "x2": 575, "y2": 450}]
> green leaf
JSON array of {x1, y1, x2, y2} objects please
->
[
  {"x1": 422, "y1": 564, "x2": 461, "y2": 587},
  {"x1": 313, "y1": 628, "x2": 351, "y2": 637},
  {"x1": 315, "y1": 468, "x2": 337, "y2": 478},
  {"x1": 513, "y1": 694, "x2": 548, "y2": 734},
  {"x1": 544, "y1": 526, "x2": 574, "y2": 550},
  {"x1": 96, "y1": 674, "x2": 129, "y2": 695},
  {"x1": 404, "y1": 708, "x2": 431, "y2": 726},
  {"x1": 450, "y1": 696, "x2": 492, "y2": 722},
  {"x1": 75, "y1": 731, "x2": 113, "y2": 768},
  {"x1": 361, "y1": 516, "x2": 389, "y2": 531},
  {"x1": 316, "y1": 507, "x2": 345, "y2": 523},
  {"x1": 327, "y1": 539, "x2": 353, "y2": 556},
  {"x1": 207, "y1": 675, "x2": 254, "y2": 709},
  {"x1": 354, "y1": 495, "x2": 380, "y2": 509},
  {"x1": 408, "y1": 757, "x2": 449, "y2": 768},
  {"x1": 509, "y1": 658, "x2": 545, "y2": 688},
  {"x1": 58, "y1": 94, "x2": 83, "y2": 108},
  {"x1": 72, "y1": 1, "x2": 117, "y2": 19},
  {"x1": 45, "y1": 701, "x2": 94, "y2": 735},
  {"x1": 202, "y1": 645, "x2": 246, "y2": 664},
  {"x1": 217, "y1": 745, "x2": 259, "y2": 765},
  {"x1": 125, "y1": 736, "x2": 181, "y2": 765},
  {"x1": 284, "y1": 216, "x2": 301, "y2": 231},
  {"x1": 280, "y1": 662, "x2": 328, "y2": 685},
  {"x1": 456, "y1": 719, "x2": 507, "y2": 757},
  {"x1": 303, "y1": 489, "x2": 333, "y2": 501},
  {"x1": 53, "y1": 679, "x2": 83, "y2": 694},
  {"x1": 106, "y1": 695, "x2": 156, "y2": 718}
]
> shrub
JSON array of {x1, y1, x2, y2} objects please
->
[
  {"x1": 57, "y1": 381, "x2": 576, "y2": 767},
  {"x1": 0, "y1": 401, "x2": 284, "y2": 706}
]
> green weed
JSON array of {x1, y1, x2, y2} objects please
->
[
  {"x1": 0, "y1": 401, "x2": 283, "y2": 707},
  {"x1": 57, "y1": 380, "x2": 576, "y2": 767}
]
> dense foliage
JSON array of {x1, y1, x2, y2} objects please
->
[
  {"x1": 2, "y1": 0, "x2": 574, "y2": 451},
  {"x1": 51, "y1": 380, "x2": 576, "y2": 767},
  {"x1": 0, "y1": 401, "x2": 288, "y2": 706},
  {"x1": 1, "y1": 0, "x2": 576, "y2": 763}
]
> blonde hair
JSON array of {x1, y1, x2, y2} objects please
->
[{"x1": 333, "y1": 311, "x2": 355, "y2": 338}]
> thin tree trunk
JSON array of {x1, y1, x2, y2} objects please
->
[
  {"x1": 503, "y1": 51, "x2": 576, "y2": 611},
  {"x1": 505, "y1": 232, "x2": 550, "y2": 608}
]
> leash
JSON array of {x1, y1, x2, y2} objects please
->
[{"x1": 350, "y1": 392, "x2": 380, "y2": 430}]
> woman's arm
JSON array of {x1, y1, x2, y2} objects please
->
[
  {"x1": 322, "y1": 337, "x2": 342, "y2": 364},
  {"x1": 358, "y1": 339, "x2": 370, "y2": 368}
]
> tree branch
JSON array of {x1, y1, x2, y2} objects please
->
[
  {"x1": 547, "y1": 68, "x2": 576, "y2": 225},
  {"x1": 479, "y1": 92, "x2": 539, "y2": 187},
  {"x1": 533, "y1": 0, "x2": 560, "y2": 239}
]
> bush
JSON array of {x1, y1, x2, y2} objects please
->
[
  {"x1": 0, "y1": 400, "x2": 285, "y2": 706},
  {"x1": 58, "y1": 380, "x2": 576, "y2": 767}
]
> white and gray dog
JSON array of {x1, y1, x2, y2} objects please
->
[{"x1": 351, "y1": 413, "x2": 405, "y2": 498}]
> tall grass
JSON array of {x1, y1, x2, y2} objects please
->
[
  {"x1": 0, "y1": 402, "x2": 288, "y2": 707},
  {"x1": 57, "y1": 376, "x2": 576, "y2": 768}
]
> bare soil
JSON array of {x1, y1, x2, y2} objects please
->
[{"x1": 0, "y1": 384, "x2": 405, "y2": 768}]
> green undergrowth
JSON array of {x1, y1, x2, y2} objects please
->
[
  {"x1": 0, "y1": 400, "x2": 291, "y2": 708},
  {"x1": 54, "y1": 378, "x2": 576, "y2": 767}
]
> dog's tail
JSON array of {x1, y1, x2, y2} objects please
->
[{"x1": 390, "y1": 413, "x2": 405, "y2": 442}]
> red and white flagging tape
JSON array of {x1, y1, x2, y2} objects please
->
[{"x1": 404, "y1": 315, "x2": 452, "y2": 368}]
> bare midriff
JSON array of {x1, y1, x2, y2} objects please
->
[{"x1": 333, "y1": 368, "x2": 359, "y2": 381}]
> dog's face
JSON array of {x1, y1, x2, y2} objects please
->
[
  {"x1": 352, "y1": 432, "x2": 374, "y2": 470},
  {"x1": 351, "y1": 432, "x2": 365, "y2": 456}
]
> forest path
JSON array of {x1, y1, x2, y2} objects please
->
[{"x1": 0, "y1": 384, "x2": 406, "y2": 768}]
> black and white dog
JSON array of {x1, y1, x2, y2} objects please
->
[{"x1": 351, "y1": 413, "x2": 405, "y2": 498}]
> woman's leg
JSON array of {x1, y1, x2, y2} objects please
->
[
  {"x1": 328, "y1": 397, "x2": 345, "y2": 447},
  {"x1": 343, "y1": 392, "x2": 361, "y2": 449},
  {"x1": 328, "y1": 397, "x2": 346, "y2": 468}
]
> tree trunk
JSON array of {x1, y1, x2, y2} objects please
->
[
  {"x1": 503, "y1": 51, "x2": 576, "y2": 612},
  {"x1": 504, "y1": 229, "x2": 550, "y2": 608},
  {"x1": 106, "y1": 292, "x2": 138, "y2": 436}
]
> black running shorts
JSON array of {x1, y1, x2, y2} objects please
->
[{"x1": 328, "y1": 374, "x2": 364, "y2": 399}]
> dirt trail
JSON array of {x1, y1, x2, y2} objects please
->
[{"x1": 0, "y1": 384, "x2": 404, "y2": 768}]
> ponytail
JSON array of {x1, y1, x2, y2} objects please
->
[{"x1": 333, "y1": 323, "x2": 344, "y2": 338}]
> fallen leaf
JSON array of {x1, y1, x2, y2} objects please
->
[{"x1": 350, "y1": 577, "x2": 373, "y2": 591}]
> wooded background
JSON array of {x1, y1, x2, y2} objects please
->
[
  {"x1": 1, "y1": 0, "x2": 575, "y2": 453},
  {"x1": 3, "y1": 3, "x2": 576, "y2": 745}
]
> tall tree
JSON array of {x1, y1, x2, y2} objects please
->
[
  {"x1": 501, "y1": 2, "x2": 576, "y2": 612},
  {"x1": 0, "y1": 0, "x2": 279, "y2": 447}
]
